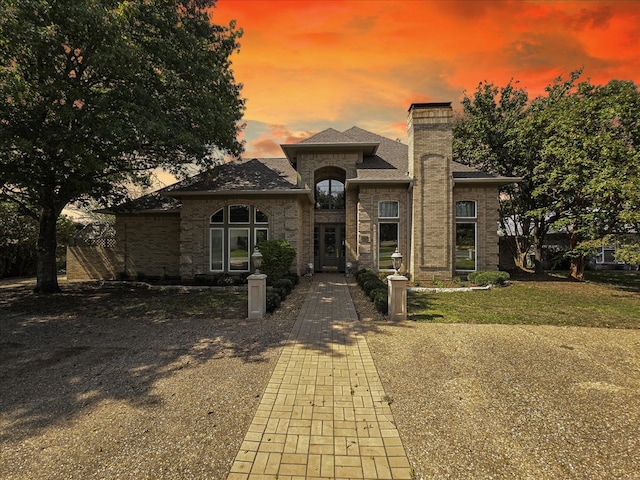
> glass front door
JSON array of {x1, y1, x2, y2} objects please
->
[{"x1": 313, "y1": 224, "x2": 345, "y2": 272}]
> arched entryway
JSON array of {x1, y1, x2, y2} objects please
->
[{"x1": 313, "y1": 167, "x2": 346, "y2": 273}]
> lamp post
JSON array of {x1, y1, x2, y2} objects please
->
[
  {"x1": 391, "y1": 248, "x2": 403, "y2": 275},
  {"x1": 248, "y1": 246, "x2": 266, "y2": 319},
  {"x1": 251, "y1": 246, "x2": 263, "y2": 274},
  {"x1": 388, "y1": 247, "x2": 407, "y2": 321}
]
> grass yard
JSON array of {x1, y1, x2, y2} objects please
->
[{"x1": 408, "y1": 271, "x2": 639, "y2": 329}]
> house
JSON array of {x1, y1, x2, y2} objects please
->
[{"x1": 68, "y1": 102, "x2": 519, "y2": 282}]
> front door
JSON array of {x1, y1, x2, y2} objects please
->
[{"x1": 314, "y1": 224, "x2": 345, "y2": 272}]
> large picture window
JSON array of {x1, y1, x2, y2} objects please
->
[
  {"x1": 209, "y1": 205, "x2": 269, "y2": 272},
  {"x1": 456, "y1": 201, "x2": 477, "y2": 271}
]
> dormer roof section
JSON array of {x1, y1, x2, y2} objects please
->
[{"x1": 281, "y1": 127, "x2": 379, "y2": 166}]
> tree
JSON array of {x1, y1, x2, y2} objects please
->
[
  {"x1": 453, "y1": 79, "x2": 534, "y2": 269},
  {"x1": 532, "y1": 79, "x2": 640, "y2": 280},
  {"x1": 0, "y1": 0, "x2": 245, "y2": 293},
  {"x1": 0, "y1": 201, "x2": 75, "y2": 278}
]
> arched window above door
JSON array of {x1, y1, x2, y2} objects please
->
[{"x1": 315, "y1": 179, "x2": 345, "y2": 210}]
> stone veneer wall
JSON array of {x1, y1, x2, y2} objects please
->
[
  {"x1": 116, "y1": 213, "x2": 181, "y2": 278},
  {"x1": 408, "y1": 103, "x2": 454, "y2": 281},
  {"x1": 453, "y1": 185, "x2": 501, "y2": 272},
  {"x1": 178, "y1": 195, "x2": 310, "y2": 279}
]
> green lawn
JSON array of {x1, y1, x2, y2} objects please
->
[{"x1": 408, "y1": 271, "x2": 639, "y2": 329}]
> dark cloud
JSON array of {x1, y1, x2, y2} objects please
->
[{"x1": 506, "y1": 32, "x2": 612, "y2": 72}]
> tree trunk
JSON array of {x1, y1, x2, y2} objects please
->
[
  {"x1": 569, "y1": 256, "x2": 586, "y2": 281},
  {"x1": 533, "y1": 226, "x2": 546, "y2": 275},
  {"x1": 35, "y1": 204, "x2": 61, "y2": 294}
]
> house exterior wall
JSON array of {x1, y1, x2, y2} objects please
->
[
  {"x1": 453, "y1": 185, "x2": 501, "y2": 272},
  {"x1": 116, "y1": 213, "x2": 181, "y2": 278},
  {"x1": 296, "y1": 152, "x2": 359, "y2": 189},
  {"x1": 66, "y1": 246, "x2": 119, "y2": 281},
  {"x1": 355, "y1": 185, "x2": 408, "y2": 272},
  {"x1": 178, "y1": 195, "x2": 310, "y2": 279},
  {"x1": 408, "y1": 103, "x2": 454, "y2": 281}
]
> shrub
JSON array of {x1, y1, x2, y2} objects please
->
[
  {"x1": 370, "y1": 287, "x2": 388, "y2": 314},
  {"x1": 258, "y1": 240, "x2": 296, "y2": 280},
  {"x1": 272, "y1": 278, "x2": 294, "y2": 295},
  {"x1": 266, "y1": 289, "x2": 282, "y2": 312},
  {"x1": 283, "y1": 272, "x2": 299, "y2": 286},
  {"x1": 468, "y1": 270, "x2": 510, "y2": 286},
  {"x1": 356, "y1": 268, "x2": 389, "y2": 315}
]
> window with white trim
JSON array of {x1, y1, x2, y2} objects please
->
[
  {"x1": 455, "y1": 201, "x2": 477, "y2": 271},
  {"x1": 379, "y1": 200, "x2": 399, "y2": 219},
  {"x1": 209, "y1": 205, "x2": 269, "y2": 272}
]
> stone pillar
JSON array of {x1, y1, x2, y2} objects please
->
[
  {"x1": 387, "y1": 275, "x2": 408, "y2": 321},
  {"x1": 247, "y1": 273, "x2": 267, "y2": 319}
]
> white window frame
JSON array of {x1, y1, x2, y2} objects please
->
[
  {"x1": 229, "y1": 204, "x2": 250, "y2": 224},
  {"x1": 456, "y1": 200, "x2": 477, "y2": 219},
  {"x1": 378, "y1": 222, "x2": 399, "y2": 271},
  {"x1": 210, "y1": 208, "x2": 224, "y2": 224},
  {"x1": 228, "y1": 228, "x2": 250, "y2": 272},
  {"x1": 378, "y1": 200, "x2": 399, "y2": 219},
  {"x1": 255, "y1": 208, "x2": 269, "y2": 224},
  {"x1": 209, "y1": 228, "x2": 224, "y2": 272},
  {"x1": 455, "y1": 222, "x2": 477, "y2": 272},
  {"x1": 254, "y1": 227, "x2": 269, "y2": 246},
  {"x1": 455, "y1": 201, "x2": 477, "y2": 272}
]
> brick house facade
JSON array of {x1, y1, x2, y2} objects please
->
[{"x1": 76, "y1": 102, "x2": 517, "y2": 282}]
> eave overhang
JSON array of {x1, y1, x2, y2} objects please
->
[
  {"x1": 345, "y1": 178, "x2": 414, "y2": 187},
  {"x1": 453, "y1": 176, "x2": 522, "y2": 186}
]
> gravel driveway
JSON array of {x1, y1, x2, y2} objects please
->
[
  {"x1": 2, "y1": 279, "x2": 639, "y2": 479},
  {"x1": 351, "y1": 286, "x2": 640, "y2": 480}
]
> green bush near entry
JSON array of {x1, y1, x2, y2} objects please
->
[
  {"x1": 468, "y1": 270, "x2": 510, "y2": 286},
  {"x1": 258, "y1": 240, "x2": 296, "y2": 281},
  {"x1": 356, "y1": 268, "x2": 389, "y2": 315}
]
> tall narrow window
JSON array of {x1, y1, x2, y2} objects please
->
[
  {"x1": 456, "y1": 201, "x2": 477, "y2": 271},
  {"x1": 210, "y1": 229, "x2": 224, "y2": 271},
  {"x1": 379, "y1": 223, "x2": 399, "y2": 270},
  {"x1": 378, "y1": 201, "x2": 399, "y2": 270},
  {"x1": 229, "y1": 228, "x2": 249, "y2": 271}
]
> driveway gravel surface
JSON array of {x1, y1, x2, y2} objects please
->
[{"x1": 1, "y1": 277, "x2": 638, "y2": 479}]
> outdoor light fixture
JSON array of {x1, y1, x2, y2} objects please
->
[
  {"x1": 307, "y1": 263, "x2": 314, "y2": 276},
  {"x1": 251, "y1": 246, "x2": 263, "y2": 274},
  {"x1": 391, "y1": 247, "x2": 403, "y2": 275},
  {"x1": 346, "y1": 261, "x2": 353, "y2": 276}
]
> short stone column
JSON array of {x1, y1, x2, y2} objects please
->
[
  {"x1": 247, "y1": 273, "x2": 267, "y2": 319},
  {"x1": 387, "y1": 274, "x2": 408, "y2": 321}
]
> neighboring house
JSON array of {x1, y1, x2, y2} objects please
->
[{"x1": 70, "y1": 102, "x2": 519, "y2": 282}]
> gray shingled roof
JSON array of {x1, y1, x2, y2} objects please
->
[
  {"x1": 343, "y1": 127, "x2": 410, "y2": 181},
  {"x1": 101, "y1": 190, "x2": 182, "y2": 214},
  {"x1": 105, "y1": 128, "x2": 516, "y2": 214},
  {"x1": 299, "y1": 128, "x2": 358, "y2": 144},
  {"x1": 166, "y1": 158, "x2": 301, "y2": 193}
]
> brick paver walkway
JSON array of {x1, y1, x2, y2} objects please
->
[{"x1": 227, "y1": 274, "x2": 413, "y2": 480}]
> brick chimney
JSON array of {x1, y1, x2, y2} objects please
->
[{"x1": 407, "y1": 102, "x2": 454, "y2": 281}]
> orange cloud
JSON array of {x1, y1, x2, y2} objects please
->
[{"x1": 212, "y1": 0, "x2": 639, "y2": 156}]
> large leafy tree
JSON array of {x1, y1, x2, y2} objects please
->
[
  {"x1": 453, "y1": 80, "x2": 532, "y2": 268},
  {"x1": 532, "y1": 79, "x2": 640, "y2": 280},
  {"x1": 0, "y1": 0, "x2": 245, "y2": 293},
  {"x1": 455, "y1": 72, "x2": 639, "y2": 279}
]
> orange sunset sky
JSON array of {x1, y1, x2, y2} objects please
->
[{"x1": 210, "y1": 0, "x2": 639, "y2": 160}]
